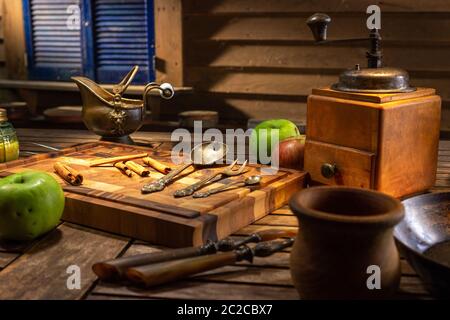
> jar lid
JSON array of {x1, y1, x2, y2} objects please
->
[{"x1": 0, "y1": 108, "x2": 7, "y2": 122}]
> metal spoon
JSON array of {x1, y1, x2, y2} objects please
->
[
  {"x1": 192, "y1": 175, "x2": 262, "y2": 198},
  {"x1": 141, "y1": 141, "x2": 228, "y2": 194}
]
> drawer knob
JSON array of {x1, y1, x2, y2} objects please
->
[{"x1": 321, "y1": 163, "x2": 337, "y2": 179}]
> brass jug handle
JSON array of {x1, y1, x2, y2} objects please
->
[
  {"x1": 143, "y1": 82, "x2": 175, "y2": 100},
  {"x1": 112, "y1": 66, "x2": 139, "y2": 96},
  {"x1": 142, "y1": 82, "x2": 174, "y2": 119}
]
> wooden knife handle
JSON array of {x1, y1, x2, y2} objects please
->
[
  {"x1": 92, "y1": 246, "x2": 207, "y2": 281},
  {"x1": 126, "y1": 251, "x2": 238, "y2": 287}
]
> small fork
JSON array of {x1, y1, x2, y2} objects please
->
[{"x1": 173, "y1": 160, "x2": 248, "y2": 198}]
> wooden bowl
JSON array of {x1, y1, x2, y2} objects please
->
[
  {"x1": 394, "y1": 192, "x2": 450, "y2": 298},
  {"x1": 0, "y1": 102, "x2": 29, "y2": 121},
  {"x1": 43, "y1": 106, "x2": 82, "y2": 123},
  {"x1": 178, "y1": 110, "x2": 218, "y2": 128}
]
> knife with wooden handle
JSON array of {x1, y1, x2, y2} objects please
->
[
  {"x1": 92, "y1": 229, "x2": 296, "y2": 281},
  {"x1": 126, "y1": 238, "x2": 294, "y2": 287},
  {"x1": 92, "y1": 243, "x2": 216, "y2": 281}
]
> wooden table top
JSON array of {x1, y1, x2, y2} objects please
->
[{"x1": 0, "y1": 128, "x2": 446, "y2": 300}]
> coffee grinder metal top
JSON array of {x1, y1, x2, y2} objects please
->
[{"x1": 306, "y1": 13, "x2": 415, "y2": 93}]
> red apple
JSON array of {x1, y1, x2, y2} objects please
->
[{"x1": 272, "y1": 136, "x2": 305, "y2": 170}]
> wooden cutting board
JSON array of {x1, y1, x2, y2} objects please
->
[{"x1": 0, "y1": 142, "x2": 307, "y2": 247}]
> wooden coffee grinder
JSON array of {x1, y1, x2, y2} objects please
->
[{"x1": 304, "y1": 13, "x2": 441, "y2": 198}]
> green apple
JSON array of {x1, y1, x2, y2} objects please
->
[
  {"x1": 250, "y1": 119, "x2": 300, "y2": 162},
  {"x1": 0, "y1": 171, "x2": 65, "y2": 241}
]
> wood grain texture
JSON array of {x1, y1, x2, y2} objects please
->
[
  {"x1": 3, "y1": 0, "x2": 450, "y2": 132},
  {"x1": 0, "y1": 223, "x2": 128, "y2": 300},
  {"x1": 0, "y1": 252, "x2": 17, "y2": 269},
  {"x1": 312, "y1": 87, "x2": 437, "y2": 104},
  {"x1": 376, "y1": 95, "x2": 441, "y2": 197},
  {"x1": 304, "y1": 141, "x2": 375, "y2": 188},
  {"x1": 306, "y1": 88, "x2": 441, "y2": 198},
  {"x1": 306, "y1": 94, "x2": 380, "y2": 152},
  {"x1": 187, "y1": 43, "x2": 450, "y2": 73},
  {"x1": 90, "y1": 211, "x2": 428, "y2": 300},
  {"x1": 154, "y1": 0, "x2": 184, "y2": 85},
  {"x1": 0, "y1": 141, "x2": 307, "y2": 247},
  {"x1": 2, "y1": 0, "x2": 26, "y2": 80},
  {"x1": 167, "y1": 0, "x2": 450, "y2": 128},
  {"x1": 184, "y1": 14, "x2": 450, "y2": 42},
  {"x1": 184, "y1": 0, "x2": 450, "y2": 13},
  {"x1": 93, "y1": 280, "x2": 300, "y2": 300},
  {"x1": 0, "y1": 130, "x2": 441, "y2": 300}
]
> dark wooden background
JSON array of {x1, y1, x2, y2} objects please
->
[
  {"x1": 1, "y1": 0, "x2": 450, "y2": 131},
  {"x1": 156, "y1": 0, "x2": 450, "y2": 130}
]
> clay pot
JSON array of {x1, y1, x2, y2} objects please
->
[{"x1": 289, "y1": 186, "x2": 404, "y2": 299}]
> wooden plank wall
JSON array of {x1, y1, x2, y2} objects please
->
[
  {"x1": 0, "y1": 0, "x2": 449, "y2": 130},
  {"x1": 2, "y1": 0, "x2": 26, "y2": 80},
  {"x1": 0, "y1": 0, "x2": 5, "y2": 77},
  {"x1": 156, "y1": 0, "x2": 450, "y2": 129}
]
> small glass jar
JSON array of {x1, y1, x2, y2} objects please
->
[{"x1": 0, "y1": 108, "x2": 19, "y2": 163}]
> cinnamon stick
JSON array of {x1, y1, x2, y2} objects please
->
[
  {"x1": 90, "y1": 153, "x2": 148, "y2": 167},
  {"x1": 142, "y1": 156, "x2": 171, "y2": 174},
  {"x1": 54, "y1": 162, "x2": 83, "y2": 186},
  {"x1": 114, "y1": 161, "x2": 133, "y2": 177},
  {"x1": 125, "y1": 160, "x2": 150, "y2": 177}
]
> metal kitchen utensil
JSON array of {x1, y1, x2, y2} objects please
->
[
  {"x1": 141, "y1": 141, "x2": 228, "y2": 194},
  {"x1": 126, "y1": 238, "x2": 295, "y2": 287},
  {"x1": 173, "y1": 159, "x2": 248, "y2": 198},
  {"x1": 72, "y1": 65, "x2": 175, "y2": 145},
  {"x1": 192, "y1": 175, "x2": 261, "y2": 198},
  {"x1": 25, "y1": 142, "x2": 60, "y2": 151},
  {"x1": 394, "y1": 192, "x2": 450, "y2": 298},
  {"x1": 92, "y1": 229, "x2": 297, "y2": 281},
  {"x1": 306, "y1": 13, "x2": 415, "y2": 93}
]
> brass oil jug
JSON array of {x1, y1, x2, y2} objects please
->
[{"x1": 72, "y1": 66, "x2": 174, "y2": 144}]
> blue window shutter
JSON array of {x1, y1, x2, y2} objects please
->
[
  {"x1": 92, "y1": 0, "x2": 155, "y2": 84},
  {"x1": 23, "y1": 0, "x2": 85, "y2": 81}
]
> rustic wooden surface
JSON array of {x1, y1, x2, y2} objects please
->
[
  {"x1": 0, "y1": 128, "x2": 445, "y2": 299},
  {"x1": 0, "y1": 141, "x2": 306, "y2": 247}
]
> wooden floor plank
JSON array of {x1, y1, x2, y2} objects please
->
[
  {"x1": 7, "y1": 129, "x2": 442, "y2": 300},
  {"x1": 192, "y1": 265, "x2": 292, "y2": 286},
  {"x1": 234, "y1": 225, "x2": 298, "y2": 236},
  {"x1": 0, "y1": 240, "x2": 34, "y2": 253},
  {"x1": 253, "y1": 215, "x2": 298, "y2": 227},
  {"x1": 0, "y1": 252, "x2": 19, "y2": 269},
  {"x1": 0, "y1": 223, "x2": 129, "y2": 300},
  {"x1": 86, "y1": 293, "x2": 152, "y2": 300},
  {"x1": 270, "y1": 207, "x2": 294, "y2": 216},
  {"x1": 16, "y1": 129, "x2": 173, "y2": 142},
  {"x1": 93, "y1": 280, "x2": 300, "y2": 300},
  {"x1": 398, "y1": 276, "x2": 430, "y2": 296}
]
